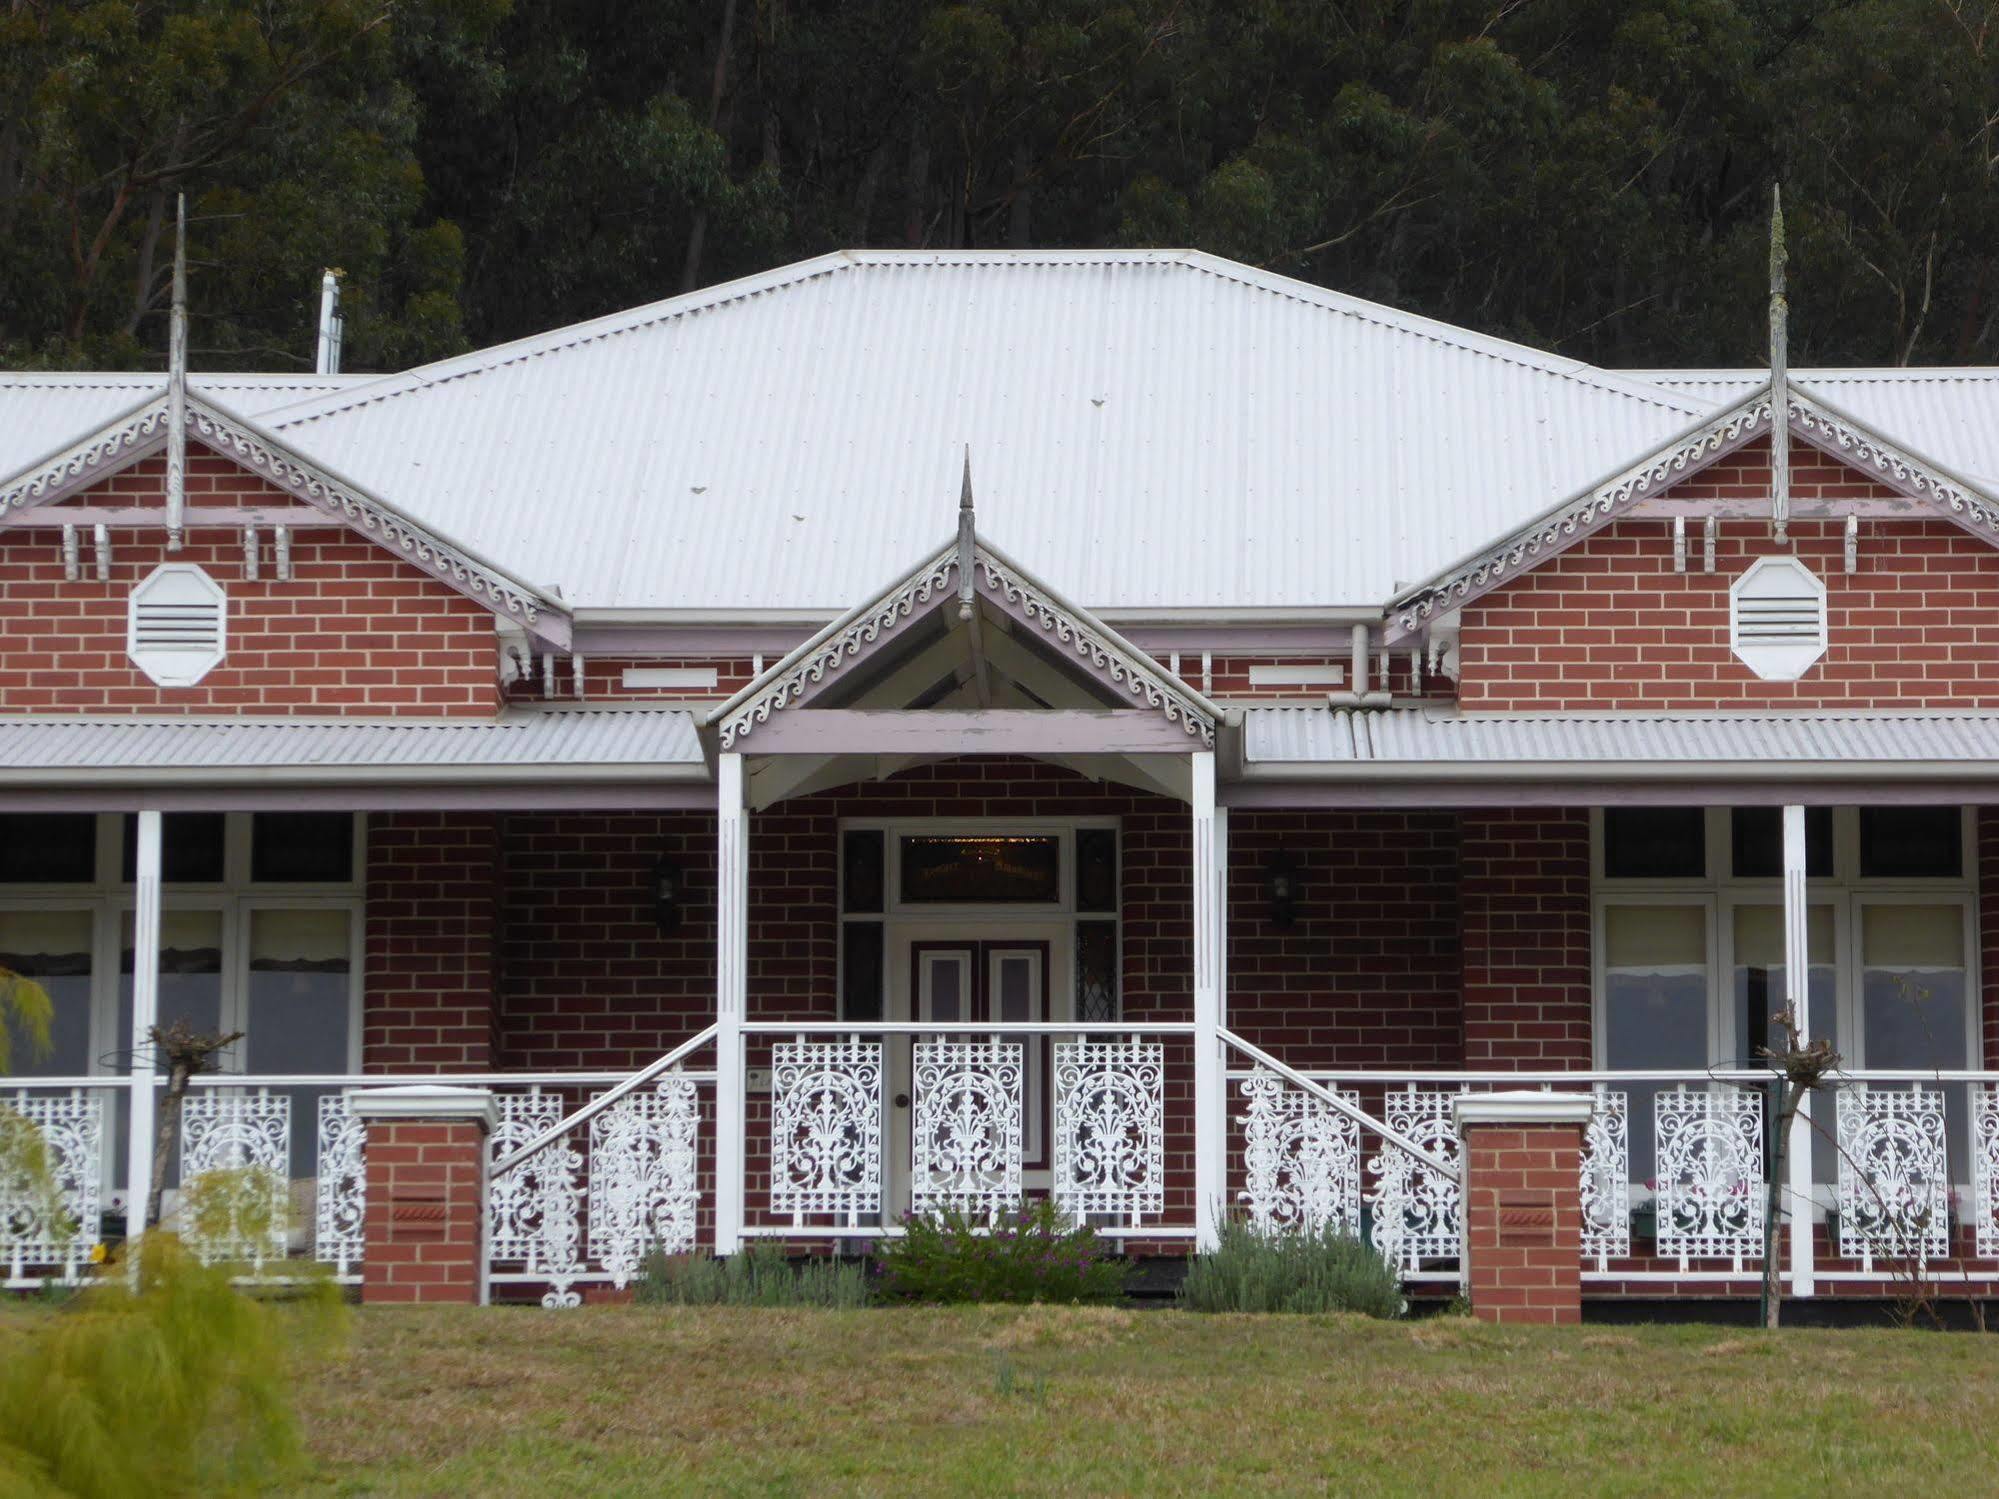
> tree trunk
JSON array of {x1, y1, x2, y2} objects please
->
[
  {"x1": 146, "y1": 1058, "x2": 194, "y2": 1232},
  {"x1": 679, "y1": 0, "x2": 740, "y2": 294}
]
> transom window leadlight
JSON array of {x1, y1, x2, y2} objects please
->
[
  {"x1": 1729, "y1": 555, "x2": 1827, "y2": 681},
  {"x1": 127, "y1": 562, "x2": 226, "y2": 686}
]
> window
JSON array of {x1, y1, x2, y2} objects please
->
[
  {"x1": 899, "y1": 835, "x2": 1062, "y2": 904},
  {"x1": 1594, "y1": 806, "x2": 1978, "y2": 1188},
  {"x1": 127, "y1": 563, "x2": 227, "y2": 686},
  {"x1": 1859, "y1": 807, "x2": 1962, "y2": 878},
  {"x1": 0, "y1": 812, "x2": 363, "y2": 1196},
  {"x1": 1730, "y1": 807, "x2": 1832, "y2": 879},
  {"x1": 1603, "y1": 808, "x2": 1705, "y2": 879},
  {"x1": 1729, "y1": 556, "x2": 1827, "y2": 681}
]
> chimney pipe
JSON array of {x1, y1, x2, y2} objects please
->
[{"x1": 316, "y1": 270, "x2": 345, "y2": 375}]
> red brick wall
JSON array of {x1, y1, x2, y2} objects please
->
[
  {"x1": 364, "y1": 813, "x2": 502, "y2": 1070},
  {"x1": 1224, "y1": 811, "x2": 1462, "y2": 1068},
  {"x1": 1459, "y1": 437, "x2": 1999, "y2": 711},
  {"x1": 359, "y1": 1114, "x2": 488, "y2": 1304},
  {"x1": 1461, "y1": 1119, "x2": 1585, "y2": 1324},
  {"x1": 1460, "y1": 809, "x2": 1592, "y2": 1068},
  {"x1": 0, "y1": 452, "x2": 501, "y2": 716}
]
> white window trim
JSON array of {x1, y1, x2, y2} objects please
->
[
  {"x1": 1590, "y1": 806, "x2": 1981, "y2": 1078},
  {"x1": 0, "y1": 812, "x2": 367, "y2": 1087}
]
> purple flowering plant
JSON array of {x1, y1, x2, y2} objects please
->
[{"x1": 875, "y1": 1198, "x2": 1127, "y2": 1304}]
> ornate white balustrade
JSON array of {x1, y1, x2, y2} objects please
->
[
  {"x1": 1053, "y1": 1038, "x2": 1166, "y2": 1220},
  {"x1": 1580, "y1": 1089, "x2": 1630, "y2": 1264},
  {"x1": 1978, "y1": 1085, "x2": 1999, "y2": 1260},
  {"x1": 1, "y1": 1090, "x2": 103, "y2": 1282},
  {"x1": 1365, "y1": 1087, "x2": 1460, "y2": 1272},
  {"x1": 179, "y1": 1091, "x2": 290, "y2": 1268},
  {"x1": 1836, "y1": 1084, "x2": 1950, "y2": 1268},
  {"x1": 769, "y1": 1038, "x2": 885, "y2": 1220},
  {"x1": 910, "y1": 1039, "x2": 1023, "y2": 1219},
  {"x1": 589, "y1": 1075, "x2": 703, "y2": 1288},
  {"x1": 315, "y1": 1094, "x2": 367, "y2": 1275},
  {"x1": 1237, "y1": 1070, "x2": 1361, "y2": 1238},
  {"x1": 1653, "y1": 1089, "x2": 1765, "y2": 1270}
]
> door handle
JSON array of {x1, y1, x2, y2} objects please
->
[{"x1": 894, "y1": 1093, "x2": 910, "y2": 1109}]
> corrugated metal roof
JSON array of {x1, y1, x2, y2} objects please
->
[
  {"x1": 0, "y1": 373, "x2": 373, "y2": 479},
  {"x1": 260, "y1": 251, "x2": 1709, "y2": 612},
  {"x1": 1245, "y1": 707, "x2": 1999, "y2": 765},
  {"x1": 1628, "y1": 368, "x2": 1999, "y2": 488},
  {"x1": 0, "y1": 708, "x2": 701, "y2": 781}
]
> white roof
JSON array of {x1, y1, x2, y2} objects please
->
[
  {"x1": 1246, "y1": 707, "x2": 1999, "y2": 768},
  {"x1": 0, "y1": 373, "x2": 372, "y2": 479},
  {"x1": 1627, "y1": 367, "x2": 1999, "y2": 489},
  {"x1": 261, "y1": 250, "x2": 1706, "y2": 613},
  {"x1": 0, "y1": 708, "x2": 701, "y2": 783}
]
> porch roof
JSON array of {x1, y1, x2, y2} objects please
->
[
  {"x1": 1245, "y1": 706, "x2": 1999, "y2": 777},
  {"x1": 0, "y1": 707, "x2": 703, "y2": 791}
]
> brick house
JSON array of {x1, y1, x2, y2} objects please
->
[{"x1": 4, "y1": 250, "x2": 1999, "y2": 1321}]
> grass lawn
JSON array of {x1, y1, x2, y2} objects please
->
[{"x1": 260, "y1": 1305, "x2": 1997, "y2": 1496}]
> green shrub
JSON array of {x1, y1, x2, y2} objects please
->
[
  {"x1": 876, "y1": 1200, "x2": 1127, "y2": 1305},
  {"x1": 632, "y1": 1242, "x2": 872, "y2": 1308},
  {"x1": 1177, "y1": 1222, "x2": 1404, "y2": 1317},
  {"x1": 0, "y1": 1233, "x2": 345, "y2": 1498}
]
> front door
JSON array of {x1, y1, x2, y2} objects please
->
[{"x1": 887, "y1": 922, "x2": 1070, "y2": 1215}]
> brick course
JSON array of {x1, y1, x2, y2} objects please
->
[
  {"x1": 1460, "y1": 1118, "x2": 1586, "y2": 1324},
  {"x1": 358, "y1": 1114, "x2": 489, "y2": 1304},
  {"x1": 1459, "y1": 437, "x2": 1999, "y2": 711},
  {"x1": 0, "y1": 452, "x2": 500, "y2": 717}
]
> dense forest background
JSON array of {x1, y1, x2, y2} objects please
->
[{"x1": 3, "y1": 0, "x2": 1996, "y2": 373}]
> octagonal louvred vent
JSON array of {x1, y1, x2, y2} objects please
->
[
  {"x1": 127, "y1": 563, "x2": 227, "y2": 686},
  {"x1": 1729, "y1": 555, "x2": 1827, "y2": 681}
]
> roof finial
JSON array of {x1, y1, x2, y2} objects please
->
[
  {"x1": 956, "y1": 444, "x2": 976, "y2": 620},
  {"x1": 166, "y1": 191, "x2": 189, "y2": 552},
  {"x1": 1769, "y1": 182, "x2": 1789, "y2": 543}
]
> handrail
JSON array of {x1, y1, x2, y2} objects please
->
[
  {"x1": 1219, "y1": 1028, "x2": 1462, "y2": 1185},
  {"x1": 185, "y1": 1069, "x2": 719, "y2": 1089},
  {"x1": 489, "y1": 1023, "x2": 719, "y2": 1178},
  {"x1": 741, "y1": 1021, "x2": 1195, "y2": 1036}
]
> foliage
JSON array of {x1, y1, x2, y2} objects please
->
[
  {"x1": 0, "y1": 965, "x2": 53, "y2": 1076},
  {"x1": 1176, "y1": 1222, "x2": 1404, "y2": 1317},
  {"x1": 632, "y1": 1242, "x2": 872, "y2": 1308},
  {"x1": 176, "y1": 1165, "x2": 288, "y2": 1255},
  {"x1": 875, "y1": 1200, "x2": 1127, "y2": 1304},
  {"x1": 13, "y1": 3, "x2": 1999, "y2": 369},
  {"x1": 0, "y1": 1234, "x2": 345, "y2": 1498}
]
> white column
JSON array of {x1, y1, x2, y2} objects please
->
[
  {"x1": 1781, "y1": 803, "x2": 1815, "y2": 1298},
  {"x1": 714, "y1": 753, "x2": 749, "y2": 1255},
  {"x1": 1191, "y1": 751, "x2": 1223, "y2": 1251},
  {"x1": 124, "y1": 810, "x2": 162, "y2": 1240}
]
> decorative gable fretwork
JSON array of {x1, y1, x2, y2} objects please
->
[
  {"x1": 1392, "y1": 387, "x2": 1999, "y2": 641},
  {"x1": 713, "y1": 542, "x2": 1218, "y2": 750},
  {"x1": 1391, "y1": 394, "x2": 1773, "y2": 639},
  {"x1": 0, "y1": 393, "x2": 569, "y2": 645}
]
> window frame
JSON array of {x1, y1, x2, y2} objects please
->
[{"x1": 1590, "y1": 806, "x2": 1981, "y2": 1078}]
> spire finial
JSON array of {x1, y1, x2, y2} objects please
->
[
  {"x1": 165, "y1": 192, "x2": 189, "y2": 552},
  {"x1": 1769, "y1": 182, "x2": 1790, "y2": 543},
  {"x1": 956, "y1": 445, "x2": 976, "y2": 620}
]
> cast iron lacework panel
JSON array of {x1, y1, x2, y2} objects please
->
[
  {"x1": 1, "y1": 1091, "x2": 102, "y2": 1279},
  {"x1": 910, "y1": 1039, "x2": 1023, "y2": 1218},
  {"x1": 314, "y1": 1094, "x2": 366, "y2": 1274},
  {"x1": 488, "y1": 1089, "x2": 585, "y2": 1308},
  {"x1": 1978, "y1": 1087, "x2": 1999, "y2": 1260},
  {"x1": 770, "y1": 1039, "x2": 884, "y2": 1218},
  {"x1": 1052, "y1": 1038, "x2": 1164, "y2": 1219},
  {"x1": 179, "y1": 1091, "x2": 289, "y2": 1267},
  {"x1": 1365, "y1": 1088, "x2": 1460, "y2": 1271},
  {"x1": 1836, "y1": 1085, "x2": 1949, "y2": 1267},
  {"x1": 1237, "y1": 1070, "x2": 1361, "y2": 1238},
  {"x1": 588, "y1": 1075, "x2": 701, "y2": 1289},
  {"x1": 1653, "y1": 1089, "x2": 1764, "y2": 1268},
  {"x1": 1581, "y1": 1089, "x2": 1631, "y2": 1263}
]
